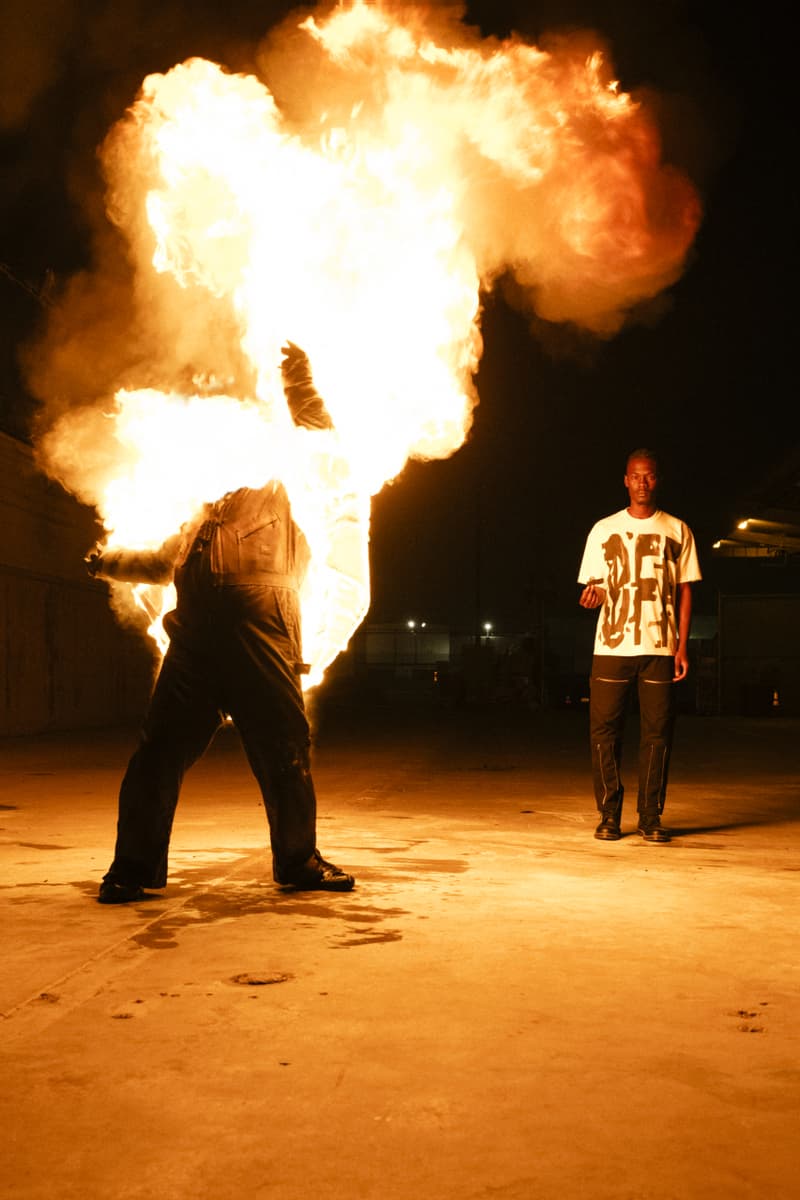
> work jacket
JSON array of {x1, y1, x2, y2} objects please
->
[
  {"x1": 95, "y1": 482, "x2": 310, "y2": 594},
  {"x1": 94, "y1": 342, "x2": 327, "y2": 593}
]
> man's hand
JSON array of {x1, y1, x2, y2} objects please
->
[
  {"x1": 85, "y1": 550, "x2": 103, "y2": 577},
  {"x1": 579, "y1": 581, "x2": 606, "y2": 609},
  {"x1": 280, "y1": 341, "x2": 308, "y2": 380},
  {"x1": 280, "y1": 341, "x2": 333, "y2": 430},
  {"x1": 673, "y1": 647, "x2": 689, "y2": 681}
]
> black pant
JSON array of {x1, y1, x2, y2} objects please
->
[
  {"x1": 589, "y1": 654, "x2": 675, "y2": 817},
  {"x1": 108, "y1": 583, "x2": 316, "y2": 888}
]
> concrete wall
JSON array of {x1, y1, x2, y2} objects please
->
[
  {"x1": 0, "y1": 431, "x2": 154, "y2": 734},
  {"x1": 719, "y1": 593, "x2": 800, "y2": 716}
]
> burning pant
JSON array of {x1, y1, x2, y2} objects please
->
[
  {"x1": 106, "y1": 583, "x2": 317, "y2": 888},
  {"x1": 589, "y1": 654, "x2": 675, "y2": 818}
]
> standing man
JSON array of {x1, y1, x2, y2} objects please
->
[
  {"x1": 88, "y1": 345, "x2": 357, "y2": 901},
  {"x1": 578, "y1": 448, "x2": 701, "y2": 843}
]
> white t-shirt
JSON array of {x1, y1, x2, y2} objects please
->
[{"x1": 578, "y1": 508, "x2": 702, "y2": 656}]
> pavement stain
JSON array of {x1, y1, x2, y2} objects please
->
[
  {"x1": 104, "y1": 979, "x2": 290, "y2": 1018},
  {"x1": 126, "y1": 887, "x2": 411, "y2": 950},
  {"x1": 6, "y1": 885, "x2": 96, "y2": 900},
  {"x1": 386, "y1": 856, "x2": 469, "y2": 874},
  {"x1": 341, "y1": 908, "x2": 406, "y2": 924},
  {"x1": 333, "y1": 929, "x2": 403, "y2": 947},
  {"x1": 367, "y1": 840, "x2": 429, "y2": 855},
  {"x1": 732, "y1": 1002, "x2": 769, "y2": 1033}
]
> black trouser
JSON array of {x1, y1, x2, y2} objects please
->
[
  {"x1": 589, "y1": 654, "x2": 675, "y2": 818},
  {"x1": 107, "y1": 583, "x2": 316, "y2": 888}
]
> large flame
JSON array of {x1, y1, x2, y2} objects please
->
[{"x1": 38, "y1": 1, "x2": 700, "y2": 688}]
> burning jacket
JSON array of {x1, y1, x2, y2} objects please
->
[
  {"x1": 89, "y1": 342, "x2": 325, "y2": 591},
  {"x1": 87, "y1": 344, "x2": 370, "y2": 683},
  {"x1": 93, "y1": 482, "x2": 310, "y2": 592}
]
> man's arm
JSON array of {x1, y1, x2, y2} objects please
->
[
  {"x1": 85, "y1": 532, "x2": 182, "y2": 584},
  {"x1": 673, "y1": 581, "x2": 693, "y2": 680},
  {"x1": 577, "y1": 522, "x2": 606, "y2": 610},
  {"x1": 281, "y1": 342, "x2": 334, "y2": 431}
]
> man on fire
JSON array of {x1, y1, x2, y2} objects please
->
[{"x1": 88, "y1": 344, "x2": 357, "y2": 901}]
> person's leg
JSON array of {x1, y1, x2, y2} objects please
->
[
  {"x1": 233, "y1": 692, "x2": 354, "y2": 891},
  {"x1": 220, "y1": 586, "x2": 354, "y2": 890},
  {"x1": 101, "y1": 639, "x2": 223, "y2": 899},
  {"x1": 236, "y1": 717, "x2": 318, "y2": 874},
  {"x1": 636, "y1": 655, "x2": 675, "y2": 842},
  {"x1": 590, "y1": 655, "x2": 635, "y2": 839}
]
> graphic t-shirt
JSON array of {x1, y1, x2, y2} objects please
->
[{"x1": 578, "y1": 508, "x2": 702, "y2": 656}]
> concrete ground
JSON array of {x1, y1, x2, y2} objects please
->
[{"x1": 1, "y1": 699, "x2": 798, "y2": 1200}]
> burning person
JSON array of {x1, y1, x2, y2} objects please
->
[
  {"x1": 88, "y1": 344, "x2": 355, "y2": 901},
  {"x1": 577, "y1": 448, "x2": 702, "y2": 843}
]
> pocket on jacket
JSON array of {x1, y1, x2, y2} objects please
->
[{"x1": 235, "y1": 515, "x2": 282, "y2": 573}]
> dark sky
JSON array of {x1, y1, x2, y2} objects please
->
[
  {"x1": 1, "y1": 1, "x2": 795, "y2": 633},
  {"x1": 371, "y1": 1, "x2": 796, "y2": 630}
]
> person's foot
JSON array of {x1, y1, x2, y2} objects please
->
[
  {"x1": 594, "y1": 816, "x2": 622, "y2": 841},
  {"x1": 637, "y1": 820, "x2": 672, "y2": 843},
  {"x1": 277, "y1": 850, "x2": 355, "y2": 892},
  {"x1": 98, "y1": 878, "x2": 145, "y2": 904}
]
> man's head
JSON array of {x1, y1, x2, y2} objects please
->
[{"x1": 624, "y1": 448, "x2": 659, "y2": 515}]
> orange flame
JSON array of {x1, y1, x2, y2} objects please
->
[{"x1": 40, "y1": 1, "x2": 700, "y2": 688}]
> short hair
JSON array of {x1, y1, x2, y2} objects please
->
[{"x1": 626, "y1": 447, "x2": 659, "y2": 473}]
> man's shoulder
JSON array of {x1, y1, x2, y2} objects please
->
[
  {"x1": 587, "y1": 508, "x2": 628, "y2": 535},
  {"x1": 653, "y1": 509, "x2": 694, "y2": 536}
]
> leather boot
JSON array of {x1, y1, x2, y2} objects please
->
[
  {"x1": 594, "y1": 797, "x2": 622, "y2": 840},
  {"x1": 637, "y1": 810, "x2": 672, "y2": 842}
]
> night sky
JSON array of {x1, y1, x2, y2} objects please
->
[{"x1": 1, "y1": 1, "x2": 794, "y2": 634}]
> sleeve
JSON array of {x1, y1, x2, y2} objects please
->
[
  {"x1": 577, "y1": 522, "x2": 605, "y2": 585},
  {"x1": 89, "y1": 532, "x2": 183, "y2": 584},
  {"x1": 678, "y1": 522, "x2": 702, "y2": 583},
  {"x1": 281, "y1": 342, "x2": 334, "y2": 431}
]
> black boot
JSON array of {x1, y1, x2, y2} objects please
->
[
  {"x1": 637, "y1": 811, "x2": 672, "y2": 843},
  {"x1": 98, "y1": 872, "x2": 145, "y2": 903},
  {"x1": 594, "y1": 797, "x2": 622, "y2": 841},
  {"x1": 276, "y1": 849, "x2": 355, "y2": 891}
]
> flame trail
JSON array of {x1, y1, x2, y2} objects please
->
[{"x1": 36, "y1": 1, "x2": 700, "y2": 686}]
